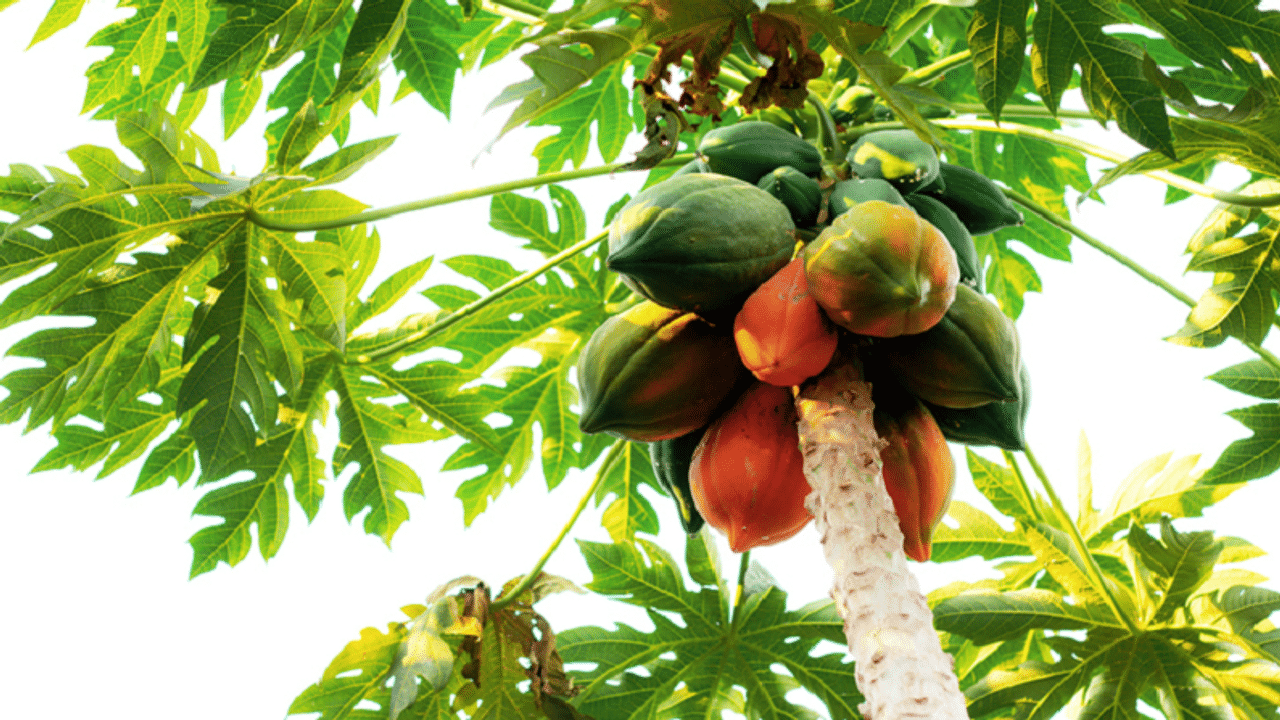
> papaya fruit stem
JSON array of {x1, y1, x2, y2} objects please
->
[
  {"x1": 352, "y1": 230, "x2": 607, "y2": 365},
  {"x1": 491, "y1": 439, "x2": 626, "y2": 612},
  {"x1": 731, "y1": 550, "x2": 752, "y2": 623},
  {"x1": 795, "y1": 361, "x2": 968, "y2": 720},
  {"x1": 1004, "y1": 187, "x2": 1280, "y2": 374},
  {"x1": 245, "y1": 155, "x2": 693, "y2": 233},
  {"x1": 1018, "y1": 446, "x2": 1142, "y2": 635}
]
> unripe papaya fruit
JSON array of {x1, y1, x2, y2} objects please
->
[
  {"x1": 923, "y1": 163, "x2": 1024, "y2": 235},
  {"x1": 650, "y1": 426, "x2": 708, "y2": 534},
  {"x1": 607, "y1": 174, "x2": 796, "y2": 320},
  {"x1": 577, "y1": 301, "x2": 749, "y2": 442},
  {"x1": 803, "y1": 200, "x2": 959, "y2": 337},
  {"x1": 734, "y1": 257, "x2": 838, "y2": 387},
  {"x1": 925, "y1": 362, "x2": 1030, "y2": 450},
  {"x1": 672, "y1": 158, "x2": 709, "y2": 176},
  {"x1": 690, "y1": 382, "x2": 813, "y2": 552},
  {"x1": 847, "y1": 129, "x2": 940, "y2": 193},
  {"x1": 758, "y1": 166, "x2": 822, "y2": 227},
  {"x1": 872, "y1": 381, "x2": 955, "y2": 563},
  {"x1": 698, "y1": 122, "x2": 823, "y2": 182},
  {"x1": 904, "y1": 193, "x2": 984, "y2": 292},
  {"x1": 879, "y1": 284, "x2": 1021, "y2": 408},
  {"x1": 828, "y1": 178, "x2": 908, "y2": 218}
]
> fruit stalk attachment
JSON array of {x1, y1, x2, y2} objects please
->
[{"x1": 795, "y1": 361, "x2": 967, "y2": 720}]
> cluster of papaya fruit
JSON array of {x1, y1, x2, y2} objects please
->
[{"x1": 576, "y1": 122, "x2": 1029, "y2": 560}]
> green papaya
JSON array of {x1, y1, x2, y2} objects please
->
[
  {"x1": 828, "y1": 178, "x2": 907, "y2": 218},
  {"x1": 650, "y1": 426, "x2": 708, "y2": 534},
  {"x1": 904, "y1": 193, "x2": 984, "y2": 292},
  {"x1": 607, "y1": 173, "x2": 796, "y2": 319},
  {"x1": 925, "y1": 363, "x2": 1030, "y2": 450},
  {"x1": 699, "y1": 122, "x2": 823, "y2": 183},
  {"x1": 672, "y1": 158, "x2": 709, "y2": 176},
  {"x1": 577, "y1": 301, "x2": 749, "y2": 442},
  {"x1": 878, "y1": 284, "x2": 1021, "y2": 408},
  {"x1": 846, "y1": 129, "x2": 940, "y2": 193},
  {"x1": 924, "y1": 163, "x2": 1024, "y2": 235},
  {"x1": 758, "y1": 166, "x2": 822, "y2": 227}
]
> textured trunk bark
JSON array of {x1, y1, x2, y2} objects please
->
[{"x1": 795, "y1": 361, "x2": 968, "y2": 720}]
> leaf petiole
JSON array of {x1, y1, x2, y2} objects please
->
[
  {"x1": 245, "y1": 155, "x2": 693, "y2": 233},
  {"x1": 490, "y1": 439, "x2": 626, "y2": 612}
]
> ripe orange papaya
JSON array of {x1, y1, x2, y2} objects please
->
[
  {"x1": 803, "y1": 200, "x2": 959, "y2": 337},
  {"x1": 689, "y1": 382, "x2": 813, "y2": 552},
  {"x1": 577, "y1": 301, "x2": 749, "y2": 442},
  {"x1": 734, "y1": 258, "x2": 838, "y2": 387},
  {"x1": 878, "y1": 284, "x2": 1021, "y2": 408},
  {"x1": 872, "y1": 381, "x2": 955, "y2": 562}
]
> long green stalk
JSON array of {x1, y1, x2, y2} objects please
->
[
  {"x1": 731, "y1": 550, "x2": 752, "y2": 623},
  {"x1": 247, "y1": 156, "x2": 692, "y2": 233},
  {"x1": 947, "y1": 102, "x2": 1096, "y2": 120},
  {"x1": 352, "y1": 230, "x2": 607, "y2": 364},
  {"x1": 843, "y1": 119, "x2": 1280, "y2": 207},
  {"x1": 1004, "y1": 188, "x2": 1280, "y2": 373},
  {"x1": 1019, "y1": 446, "x2": 1141, "y2": 635},
  {"x1": 491, "y1": 440, "x2": 624, "y2": 612},
  {"x1": 898, "y1": 50, "x2": 971, "y2": 85}
]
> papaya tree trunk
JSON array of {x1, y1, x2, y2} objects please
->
[{"x1": 795, "y1": 360, "x2": 968, "y2": 720}]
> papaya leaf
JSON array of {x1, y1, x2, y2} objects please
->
[
  {"x1": 287, "y1": 611, "x2": 425, "y2": 720},
  {"x1": 488, "y1": 187, "x2": 602, "y2": 292},
  {"x1": 934, "y1": 588, "x2": 1120, "y2": 644},
  {"x1": 1169, "y1": 222, "x2": 1280, "y2": 349},
  {"x1": 1086, "y1": 452, "x2": 1241, "y2": 545},
  {"x1": 393, "y1": 0, "x2": 462, "y2": 118},
  {"x1": 531, "y1": 61, "x2": 631, "y2": 175},
  {"x1": 191, "y1": 0, "x2": 350, "y2": 93},
  {"x1": 1078, "y1": 636, "x2": 1149, "y2": 720},
  {"x1": 32, "y1": 368, "x2": 181, "y2": 479},
  {"x1": 350, "y1": 256, "x2": 434, "y2": 331},
  {"x1": 1206, "y1": 403, "x2": 1280, "y2": 485},
  {"x1": 28, "y1": 0, "x2": 89, "y2": 48},
  {"x1": 967, "y1": 449, "x2": 1036, "y2": 522},
  {"x1": 1210, "y1": 359, "x2": 1280, "y2": 400},
  {"x1": 331, "y1": 362, "x2": 450, "y2": 544},
  {"x1": 594, "y1": 442, "x2": 662, "y2": 543},
  {"x1": 931, "y1": 500, "x2": 1033, "y2": 562},
  {"x1": 1126, "y1": 518, "x2": 1222, "y2": 623},
  {"x1": 1146, "y1": 633, "x2": 1235, "y2": 720},
  {"x1": 1213, "y1": 586, "x2": 1280, "y2": 664},
  {"x1": 221, "y1": 73, "x2": 262, "y2": 140},
  {"x1": 560, "y1": 539, "x2": 861, "y2": 720},
  {"x1": 1165, "y1": 115, "x2": 1280, "y2": 179},
  {"x1": 351, "y1": 252, "x2": 605, "y2": 524},
  {"x1": 1029, "y1": 0, "x2": 1173, "y2": 156},
  {"x1": 1124, "y1": 0, "x2": 1280, "y2": 89},
  {"x1": 331, "y1": 0, "x2": 412, "y2": 101},
  {"x1": 968, "y1": 0, "x2": 1031, "y2": 120},
  {"x1": 0, "y1": 237, "x2": 216, "y2": 430},
  {"x1": 133, "y1": 421, "x2": 198, "y2": 493},
  {"x1": 176, "y1": 224, "x2": 305, "y2": 481},
  {"x1": 963, "y1": 639, "x2": 1113, "y2": 720},
  {"x1": 82, "y1": 0, "x2": 207, "y2": 113},
  {"x1": 264, "y1": 10, "x2": 354, "y2": 147},
  {"x1": 1024, "y1": 521, "x2": 1112, "y2": 608},
  {"x1": 490, "y1": 25, "x2": 645, "y2": 144}
]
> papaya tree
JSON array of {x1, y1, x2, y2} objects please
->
[{"x1": 2, "y1": 0, "x2": 1280, "y2": 718}]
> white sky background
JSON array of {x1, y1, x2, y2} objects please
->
[{"x1": 3, "y1": 1, "x2": 1280, "y2": 718}]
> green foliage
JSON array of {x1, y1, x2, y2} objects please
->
[
  {"x1": 6, "y1": 0, "x2": 1280, "y2": 718},
  {"x1": 560, "y1": 535, "x2": 863, "y2": 719}
]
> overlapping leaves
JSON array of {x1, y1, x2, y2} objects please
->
[
  {"x1": 930, "y1": 444, "x2": 1273, "y2": 720},
  {"x1": 559, "y1": 534, "x2": 862, "y2": 720}
]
